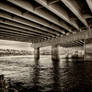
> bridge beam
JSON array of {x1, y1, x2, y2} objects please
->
[
  {"x1": 0, "y1": 23, "x2": 52, "y2": 38},
  {"x1": 61, "y1": 0, "x2": 88, "y2": 27},
  {"x1": 31, "y1": 30, "x2": 92, "y2": 48},
  {"x1": 7, "y1": 0, "x2": 73, "y2": 33},
  {"x1": 0, "y1": 11, "x2": 60, "y2": 36},
  {"x1": 35, "y1": 0, "x2": 79, "y2": 31},
  {"x1": 0, "y1": 1, "x2": 65, "y2": 34},
  {"x1": 86, "y1": 0, "x2": 92, "y2": 12}
]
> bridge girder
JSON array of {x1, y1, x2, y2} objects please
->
[
  {"x1": 86, "y1": 0, "x2": 92, "y2": 13},
  {"x1": 0, "y1": 1, "x2": 66, "y2": 34},
  {"x1": 0, "y1": 0, "x2": 91, "y2": 47},
  {"x1": 0, "y1": 12, "x2": 61, "y2": 36},
  {"x1": 31, "y1": 30, "x2": 92, "y2": 48},
  {"x1": 7, "y1": 0, "x2": 75, "y2": 32},
  {"x1": 35, "y1": 0, "x2": 79, "y2": 30}
]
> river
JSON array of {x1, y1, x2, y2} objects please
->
[{"x1": 0, "y1": 55, "x2": 92, "y2": 92}]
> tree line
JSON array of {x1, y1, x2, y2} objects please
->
[{"x1": 0, "y1": 49, "x2": 33, "y2": 56}]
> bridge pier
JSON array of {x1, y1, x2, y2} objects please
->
[
  {"x1": 51, "y1": 45, "x2": 59, "y2": 61},
  {"x1": 84, "y1": 39, "x2": 86, "y2": 61},
  {"x1": 34, "y1": 48, "x2": 40, "y2": 60}
]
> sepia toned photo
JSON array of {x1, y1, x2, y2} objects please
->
[{"x1": 0, "y1": 0, "x2": 92, "y2": 92}]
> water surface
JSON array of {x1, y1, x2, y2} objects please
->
[{"x1": 0, "y1": 55, "x2": 92, "y2": 92}]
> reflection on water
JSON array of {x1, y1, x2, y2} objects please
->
[
  {"x1": 52, "y1": 61, "x2": 61, "y2": 92},
  {"x1": 0, "y1": 56, "x2": 92, "y2": 92},
  {"x1": 32, "y1": 60, "x2": 40, "y2": 92}
]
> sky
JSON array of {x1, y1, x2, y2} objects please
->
[
  {"x1": 0, "y1": 39, "x2": 34, "y2": 51},
  {"x1": 0, "y1": 40, "x2": 66, "y2": 52},
  {"x1": 0, "y1": 39, "x2": 92, "y2": 52},
  {"x1": 0, "y1": 40, "x2": 53, "y2": 52}
]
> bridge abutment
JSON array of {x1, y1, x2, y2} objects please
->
[
  {"x1": 34, "y1": 48, "x2": 40, "y2": 60},
  {"x1": 51, "y1": 45, "x2": 59, "y2": 61}
]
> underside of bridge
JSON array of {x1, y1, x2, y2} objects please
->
[{"x1": 0, "y1": 0, "x2": 92, "y2": 60}]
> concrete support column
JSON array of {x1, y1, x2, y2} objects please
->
[
  {"x1": 51, "y1": 45, "x2": 59, "y2": 61},
  {"x1": 34, "y1": 48, "x2": 40, "y2": 60},
  {"x1": 84, "y1": 39, "x2": 86, "y2": 61}
]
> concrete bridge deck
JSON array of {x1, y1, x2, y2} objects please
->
[{"x1": 0, "y1": 0, "x2": 92, "y2": 60}]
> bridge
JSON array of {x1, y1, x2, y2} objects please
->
[{"x1": 0, "y1": 0, "x2": 92, "y2": 60}]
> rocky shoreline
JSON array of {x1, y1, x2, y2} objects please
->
[
  {"x1": 0, "y1": 75, "x2": 19, "y2": 92},
  {"x1": 0, "y1": 75, "x2": 40, "y2": 92}
]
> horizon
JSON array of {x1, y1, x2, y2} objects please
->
[{"x1": 0, "y1": 39, "x2": 34, "y2": 51}]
